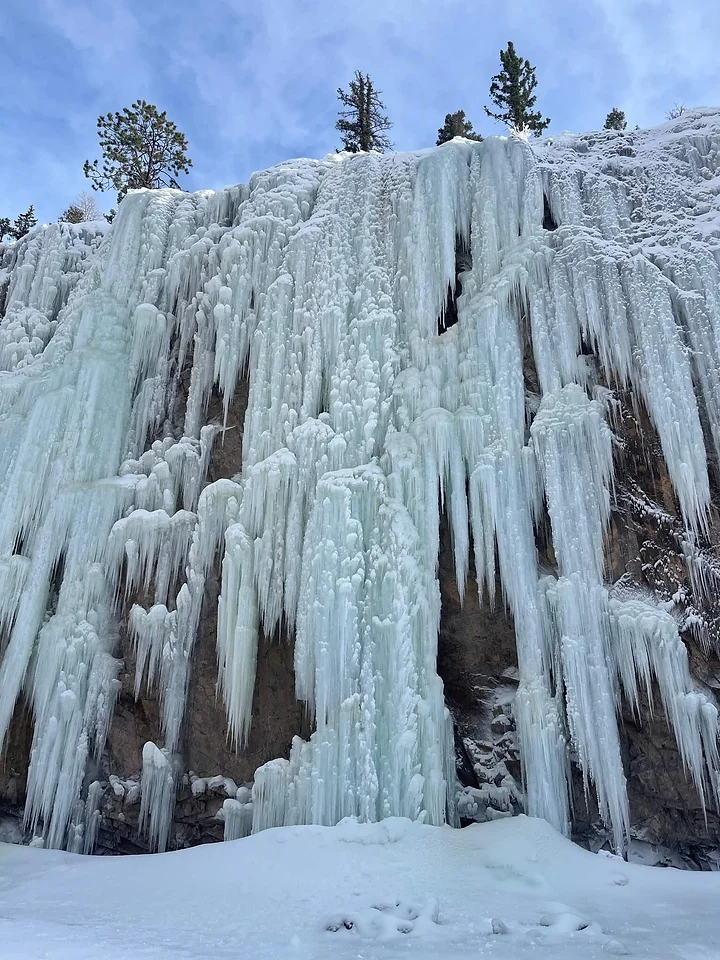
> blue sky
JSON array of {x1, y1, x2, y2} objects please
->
[{"x1": 2, "y1": 0, "x2": 719, "y2": 223}]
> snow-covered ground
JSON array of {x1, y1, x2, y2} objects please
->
[{"x1": 1, "y1": 815, "x2": 718, "y2": 959}]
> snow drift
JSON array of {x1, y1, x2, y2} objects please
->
[{"x1": 3, "y1": 814, "x2": 720, "y2": 959}]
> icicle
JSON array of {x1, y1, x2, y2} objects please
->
[
  {"x1": 0, "y1": 554, "x2": 30, "y2": 634},
  {"x1": 531, "y1": 386, "x2": 629, "y2": 846},
  {"x1": 609, "y1": 598, "x2": 719, "y2": 807},
  {"x1": 139, "y1": 742, "x2": 176, "y2": 853},
  {"x1": 249, "y1": 463, "x2": 447, "y2": 829},
  {"x1": 23, "y1": 576, "x2": 121, "y2": 850},
  {"x1": 108, "y1": 508, "x2": 196, "y2": 605},
  {"x1": 128, "y1": 603, "x2": 174, "y2": 699},
  {"x1": 83, "y1": 780, "x2": 103, "y2": 855},
  {"x1": 221, "y1": 797, "x2": 253, "y2": 841},
  {"x1": 216, "y1": 524, "x2": 259, "y2": 749},
  {"x1": 252, "y1": 758, "x2": 291, "y2": 832}
]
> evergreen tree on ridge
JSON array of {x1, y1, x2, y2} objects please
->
[
  {"x1": 436, "y1": 110, "x2": 483, "y2": 145},
  {"x1": 11, "y1": 206, "x2": 37, "y2": 239},
  {"x1": 604, "y1": 108, "x2": 627, "y2": 130},
  {"x1": 484, "y1": 42, "x2": 550, "y2": 137},
  {"x1": 336, "y1": 72, "x2": 393, "y2": 153},
  {"x1": 84, "y1": 100, "x2": 192, "y2": 206}
]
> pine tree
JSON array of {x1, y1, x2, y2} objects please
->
[
  {"x1": 84, "y1": 100, "x2": 192, "y2": 205},
  {"x1": 484, "y1": 42, "x2": 550, "y2": 137},
  {"x1": 336, "y1": 72, "x2": 393, "y2": 153},
  {"x1": 436, "y1": 110, "x2": 483, "y2": 145},
  {"x1": 0, "y1": 217, "x2": 11, "y2": 241},
  {"x1": 11, "y1": 206, "x2": 37, "y2": 239},
  {"x1": 604, "y1": 108, "x2": 627, "y2": 130},
  {"x1": 60, "y1": 205, "x2": 83, "y2": 224}
]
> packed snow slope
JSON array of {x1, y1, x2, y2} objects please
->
[
  {"x1": 2, "y1": 814, "x2": 720, "y2": 960},
  {"x1": 1, "y1": 109, "x2": 720, "y2": 855}
]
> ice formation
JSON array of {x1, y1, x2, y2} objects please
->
[{"x1": 1, "y1": 111, "x2": 720, "y2": 854}]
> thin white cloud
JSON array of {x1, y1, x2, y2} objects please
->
[{"x1": 591, "y1": 0, "x2": 720, "y2": 121}]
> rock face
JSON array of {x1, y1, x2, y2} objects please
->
[
  {"x1": 2, "y1": 114, "x2": 720, "y2": 863},
  {"x1": 1, "y1": 375, "x2": 311, "y2": 853},
  {"x1": 439, "y1": 391, "x2": 720, "y2": 868},
  {"x1": 2, "y1": 380, "x2": 717, "y2": 864}
]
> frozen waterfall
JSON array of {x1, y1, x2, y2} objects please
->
[{"x1": 1, "y1": 110, "x2": 720, "y2": 854}]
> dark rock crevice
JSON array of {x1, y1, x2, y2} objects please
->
[
  {"x1": 542, "y1": 194, "x2": 557, "y2": 231},
  {"x1": 438, "y1": 235, "x2": 472, "y2": 334}
]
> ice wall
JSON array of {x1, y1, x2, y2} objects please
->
[{"x1": 2, "y1": 111, "x2": 720, "y2": 853}]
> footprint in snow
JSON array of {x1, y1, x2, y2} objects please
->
[
  {"x1": 324, "y1": 896, "x2": 442, "y2": 939},
  {"x1": 487, "y1": 905, "x2": 628, "y2": 953}
]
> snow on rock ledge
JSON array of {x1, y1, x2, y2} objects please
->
[{"x1": 1, "y1": 111, "x2": 720, "y2": 854}]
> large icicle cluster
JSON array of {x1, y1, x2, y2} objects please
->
[
  {"x1": 2, "y1": 111, "x2": 720, "y2": 853},
  {"x1": 0, "y1": 222, "x2": 107, "y2": 369}
]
